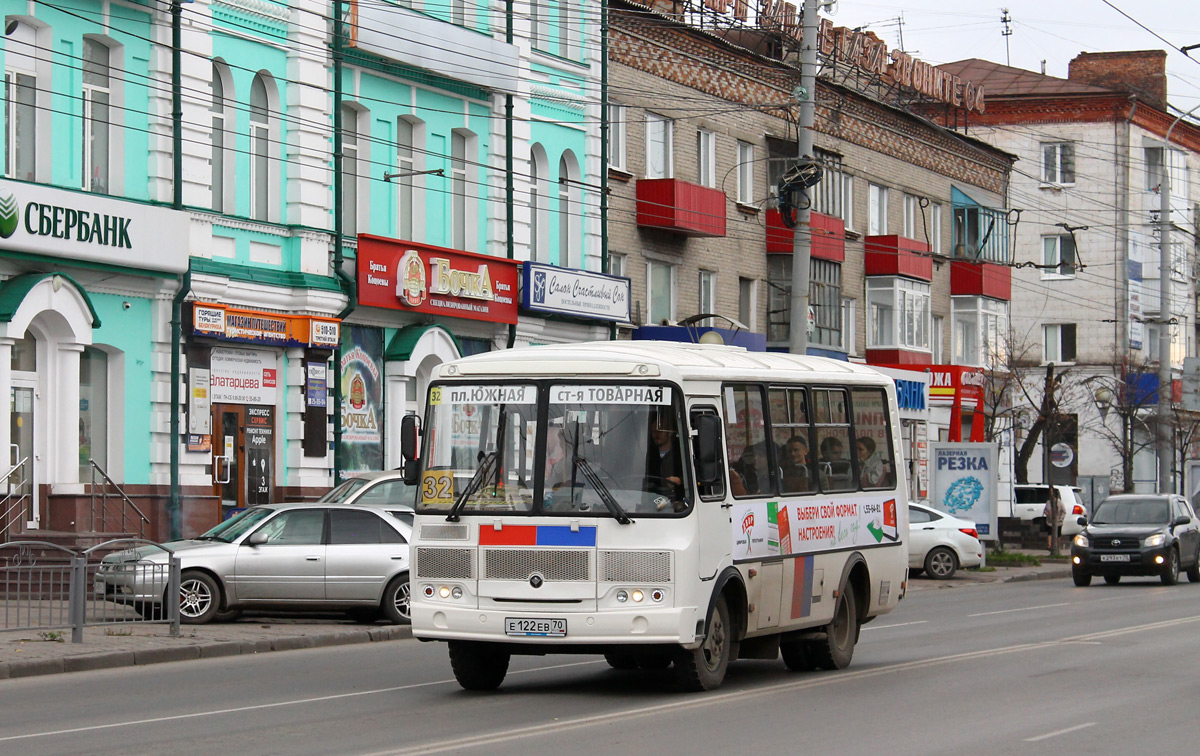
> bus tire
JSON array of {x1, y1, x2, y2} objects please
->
[
  {"x1": 447, "y1": 641, "x2": 510, "y2": 691},
  {"x1": 809, "y1": 582, "x2": 858, "y2": 670},
  {"x1": 780, "y1": 640, "x2": 818, "y2": 672},
  {"x1": 673, "y1": 595, "x2": 730, "y2": 691}
]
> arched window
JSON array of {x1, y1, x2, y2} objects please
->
[
  {"x1": 249, "y1": 74, "x2": 273, "y2": 221},
  {"x1": 557, "y1": 151, "x2": 579, "y2": 268},
  {"x1": 529, "y1": 144, "x2": 549, "y2": 262},
  {"x1": 210, "y1": 62, "x2": 233, "y2": 213},
  {"x1": 4, "y1": 19, "x2": 38, "y2": 181},
  {"x1": 82, "y1": 38, "x2": 111, "y2": 193},
  {"x1": 341, "y1": 103, "x2": 364, "y2": 235}
]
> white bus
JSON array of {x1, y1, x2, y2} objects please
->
[{"x1": 401, "y1": 341, "x2": 909, "y2": 691}]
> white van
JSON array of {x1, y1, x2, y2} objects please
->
[{"x1": 1012, "y1": 484, "x2": 1086, "y2": 537}]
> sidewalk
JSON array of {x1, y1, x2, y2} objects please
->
[{"x1": 0, "y1": 554, "x2": 1070, "y2": 681}]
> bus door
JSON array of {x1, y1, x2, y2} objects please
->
[{"x1": 690, "y1": 403, "x2": 731, "y2": 578}]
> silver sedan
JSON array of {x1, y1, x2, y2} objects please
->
[{"x1": 95, "y1": 502, "x2": 412, "y2": 624}]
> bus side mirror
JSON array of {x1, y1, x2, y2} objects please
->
[
  {"x1": 694, "y1": 414, "x2": 722, "y2": 485},
  {"x1": 401, "y1": 413, "x2": 421, "y2": 485}
]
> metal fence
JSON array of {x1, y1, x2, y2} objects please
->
[{"x1": 0, "y1": 539, "x2": 180, "y2": 642}]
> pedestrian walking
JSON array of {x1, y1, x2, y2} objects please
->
[{"x1": 1044, "y1": 487, "x2": 1065, "y2": 555}]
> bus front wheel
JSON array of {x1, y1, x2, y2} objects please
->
[
  {"x1": 448, "y1": 641, "x2": 510, "y2": 691},
  {"x1": 673, "y1": 595, "x2": 730, "y2": 691}
]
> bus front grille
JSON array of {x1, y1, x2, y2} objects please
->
[
  {"x1": 416, "y1": 547, "x2": 474, "y2": 579},
  {"x1": 483, "y1": 549, "x2": 590, "y2": 581},
  {"x1": 600, "y1": 550, "x2": 672, "y2": 582}
]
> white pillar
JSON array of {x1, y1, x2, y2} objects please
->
[
  {"x1": 0, "y1": 339, "x2": 12, "y2": 472},
  {"x1": 385, "y1": 365, "x2": 410, "y2": 470},
  {"x1": 54, "y1": 343, "x2": 84, "y2": 490}
]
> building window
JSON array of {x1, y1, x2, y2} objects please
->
[
  {"x1": 952, "y1": 296, "x2": 1008, "y2": 367},
  {"x1": 868, "y1": 183, "x2": 888, "y2": 236},
  {"x1": 841, "y1": 297, "x2": 855, "y2": 354},
  {"x1": 249, "y1": 74, "x2": 272, "y2": 222},
  {"x1": 451, "y1": 130, "x2": 469, "y2": 250},
  {"x1": 867, "y1": 277, "x2": 931, "y2": 351},
  {"x1": 932, "y1": 315, "x2": 944, "y2": 363},
  {"x1": 531, "y1": 0, "x2": 548, "y2": 48},
  {"x1": 766, "y1": 257, "x2": 842, "y2": 347},
  {"x1": 810, "y1": 149, "x2": 845, "y2": 220},
  {"x1": 699, "y1": 270, "x2": 715, "y2": 321},
  {"x1": 530, "y1": 144, "x2": 548, "y2": 262},
  {"x1": 697, "y1": 129, "x2": 715, "y2": 188},
  {"x1": 341, "y1": 104, "x2": 359, "y2": 236},
  {"x1": 1042, "y1": 142, "x2": 1075, "y2": 185},
  {"x1": 647, "y1": 259, "x2": 675, "y2": 325},
  {"x1": 450, "y1": 0, "x2": 466, "y2": 26},
  {"x1": 930, "y1": 202, "x2": 943, "y2": 254},
  {"x1": 903, "y1": 194, "x2": 918, "y2": 238},
  {"x1": 210, "y1": 63, "x2": 231, "y2": 213},
  {"x1": 951, "y1": 187, "x2": 1009, "y2": 263},
  {"x1": 1044, "y1": 323, "x2": 1076, "y2": 363},
  {"x1": 737, "y1": 141, "x2": 754, "y2": 205},
  {"x1": 1042, "y1": 234, "x2": 1076, "y2": 278},
  {"x1": 739, "y1": 276, "x2": 756, "y2": 331},
  {"x1": 82, "y1": 38, "x2": 111, "y2": 194},
  {"x1": 608, "y1": 252, "x2": 626, "y2": 278},
  {"x1": 645, "y1": 112, "x2": 672, "y2": 179},
  {"x1": 608, "y1": 103, "x2": 626, "y2": 171},
  {"x1": 397, "y1": 118, "x2": 417, "y2": 240},
  {"x1": 3, "y1": 20, "x2": 37, "y2": 182},
  {"x1": 1146, "y1": 146, "x2": 1163, "y2": 192},
  {"x1": 558, "y1": 151, "x2": 579, "y2": 268},
  {"x1": 560, "y1": 1, "x2": 578, "y2": 60}
]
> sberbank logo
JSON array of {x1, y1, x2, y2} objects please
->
[{"x1": 0, "y1": 192, "x2": 18, "y2": 239}]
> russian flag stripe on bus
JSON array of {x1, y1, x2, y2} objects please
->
[{"x1": 479, "y1": 525, "x2": 597, "y2": 547}]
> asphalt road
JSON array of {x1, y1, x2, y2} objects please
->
[{"x1": 3, "y1": 576, "x2": 1198, "y2": 756}]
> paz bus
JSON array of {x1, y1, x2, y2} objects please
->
[{"x1": 401, "y1": 341, "x2": 908, "y2": 691}]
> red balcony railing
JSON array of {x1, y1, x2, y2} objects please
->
[{"x1": 636, "y1": 179, "x2": 727, "y2": 237}]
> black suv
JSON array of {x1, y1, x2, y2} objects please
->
[{"x1": 1070, "y1": 494, "x2": 1200, "y2": 586}]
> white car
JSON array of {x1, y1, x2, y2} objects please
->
[
  {"x1": 908, "y1": 502, "x2": 984, "y2": 580},
  {"x1": 1012, "y1": 484, "x2": 1087, "y2": 538}
]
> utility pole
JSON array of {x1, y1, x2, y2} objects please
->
[
  {"x1": 1000, "y1": 9, "x2": 1012, "y2": 67},
  {"x1": 1158, "y1": 103, "x2": 1200, "y2": 492},
  {"x1": 787, "y1": 0, "x2": 823, "y2": 355}
]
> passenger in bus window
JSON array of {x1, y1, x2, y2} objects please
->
[
  {"x1": 781, "y1": 435, "x2": 812, "y2": 493},
  {"x1": 818, "y1": 435, "x2": 851, "y2": 488},
  {"x1": 857, "y1": 437, "x2": 886, "y2": 488},
  {"x1": 644, "y1": 411, "x2": 684, "y2": 496}
]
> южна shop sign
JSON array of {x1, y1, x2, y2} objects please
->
[{"x1": 356, "y1": 235, "x2": 520, "y2": 324}]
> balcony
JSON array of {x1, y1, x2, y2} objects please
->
[
  {"x1": 864, "y1": 235, "x2": 933, "y2": 281},
  {"x1": 636, "y1": 179, "x2": 726, "y2": 237},
  {"x1": 950, "y1": 260, "x2": 1011, "y2": 301},
  {"x1": 765, "y1": 210, "x2": 845, "y2": 260}
]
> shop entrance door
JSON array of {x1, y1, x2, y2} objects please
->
[
  {"x1": 8, "y1": 383, "x2": 36, "y2": 529},
  {"x1": 212, "y1": 404, "x2": 275, "y2": 517}
]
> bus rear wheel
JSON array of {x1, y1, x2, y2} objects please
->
[
  {"x1": 809, "y1": 582, "x2": 858, "y2": 670},
  {"x1": 447, "y1": 641, "x2": 510, "y2": 691},
  {"x1": 673, "y1": 595, "x2": 730, "y2": 691}
]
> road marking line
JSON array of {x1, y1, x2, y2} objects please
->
[
  {"x1": 1026, "y1": 722, "x2": 1096, "y2": 741},
  {"x1": 863, "y1": 620, "x2": 928, "y2": 631},
  {"x1": 969, "y1": 602, "x2": 1070, "y2": 617}
]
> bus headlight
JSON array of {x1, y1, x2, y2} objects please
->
[
  {"x1": 616, "y1": 590, "x2": 629, "y2": 603},
  {"x1": 451, "y1": 586, "x2": 463, "y2": 599},
  {"x1": 631, "y1": 589, "x2": 645, "y2": 603},
  {"x1": 438, "y1": 586, "x2": 452, "y2": 599}
]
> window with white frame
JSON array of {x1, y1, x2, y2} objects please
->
[
  {"x1": 558, "y1": 151, "x2": 579, "y2": 268},
  {"x1": 697, "y1": 129, "x2": 715, "y2": 188},
  {"x1": 3, "y1": 20, "x2": 37, "y2": 182},
  {"x1": 737, "y1": 141, "x2": 754, "y2": 204},
  {"x1": 1042, "y1": 234, "x2": 1076, "y2": 277},
  {"x1": 930, "y1": 202, "x2": 943, "y2": 254},
  {"x1": 739, "y1": 276, "x2": 756, "y2": 331},
  {"x1": 450, "y1": 0, "x2": 465, "y2": 26},
  {"x1": 867, "y1": 277, "x2": 931, "y2": 351},
  {"x1": 645, "y1": 112, "x2": 672, "y2": 179},
  {"x1": 952, "y1": 296, "x2": 1008, "y2": 367},
  {"x1": 1044, "y1": 323, "x2": 1076, "y2": 363},
  {"x1": 608, "y1": 103, "x2": 626, "y2": 171},
  {"x1": 699, "y1": 269, "x2": 715, "y2": 321},
  {"x1": 608, "y1": 252, "x2": 626, "y2": 278},
  {"x1": 1146, "y1": 146, "x2": 1163, "y2": 192},
  {"x1": 210, "y1": 63, "x2": 230, "y2": 213},
  {"x1": 82, "y1": 38, "x2": 111, "y2": 194},
  {"x1": 931, "y1": 315, "x2": 944, "y2": 363},
  {"x1": 647, "y1": 259, "x2": 675, "y2": 325},
  {"x1": 452, "y1": 130, "x2": 470, "y2": 250},
  {"x1": 530, "y1": 148, "x2": 543, "y2": 262},
  {"x1": 1042, "y1": 142, "x2": 1075, "y2": 185},
  {"x1": 840, "y1": 297, "x2": 855, "y2": 354},
  {"x1": 341, "y1": 104, "x2": 359, "y2": 236},
  {"x1": 560, "y1": 1, "x2": 579, "y2": 60},
  {"x1": 766, "y1": 257, "x2": 842, "y2": 347},
  {"x1": 397, "y1": 117, "x2": 417, "y2": 240},
  {"x1": 809, "y1": 148, "x2": 845, "y2": 220},
  {"x1": 531, "y1": 0, "x2": 547, "y2": 48},
  {"x1": 868, "y1": 183, "x2": 888, "y2": 235},
  {"x1": 249, "y1": 74, "x2": 272, "y2": 222},
  {"x1": 903, "y1": 194, "x2": 918, "y2": 238}
]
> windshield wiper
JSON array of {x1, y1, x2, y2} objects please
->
[
  {"x1": 446, "y1": 451, "x2": 499, "y2": 522},
  {"x1": 571, "y1": 456, "x2": 632, "y2": 525}
]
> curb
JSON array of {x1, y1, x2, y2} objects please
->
[
  {"x1": 0, "y1": 625, "x2": 413, "y2": 681},
  {"x1": 1002, "y1": 568, "x2": 1072, "y2": 583}
]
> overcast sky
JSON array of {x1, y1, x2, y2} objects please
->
[{"x1": 821, "y1": 0, "x2": 1200, "y2": 112}]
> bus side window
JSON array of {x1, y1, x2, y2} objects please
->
[
  {"x1": 724, "y1": 384, "x2": 771, "y2": 497},
  {"x1": 690, "y1": 406, "x2": 725, "y2": 501},
  {"x1": 851, "y1": 387, "x2": 897, "y2": 490}
]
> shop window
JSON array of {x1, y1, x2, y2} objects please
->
[
  {"x1": 79, "y1": 346, "x2": 108, "y2": 481},
  {"x1": 3, "y1": 20, "x2": 38, "y2": 182}
]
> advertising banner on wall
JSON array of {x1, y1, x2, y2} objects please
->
[
  {"x1": 245, "y1": 406, "x2": 274, "y2": 507},
  {"x1": 210, "y1": 347, "x2": 278, "y2": 405},
  {"x1": 929, "y1": 442, "x2": 998, "y2": 540},
  {"x1": 338, "y1": 326, "x2": 384, "y2": 480}
]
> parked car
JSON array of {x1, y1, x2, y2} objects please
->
[
  {"x1": 318, "y1": 469, "x2": 416, "y2": 510},
  {"x1": 1070, "y1": 494, "x2": 1200, "y2": 586},
  {"x1": 95, "y1": 502, "x2": 413, "y2": 624},
  {"x1": 1012, "y1": 484, "x2": 1087, "y2": 538},
  {"x1": 908, "y1": 502, "x2": 984, "y2": 580}
]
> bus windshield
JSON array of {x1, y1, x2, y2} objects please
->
[{"x1": 416, "y1": 382, "x2": 690, "y2": 517}]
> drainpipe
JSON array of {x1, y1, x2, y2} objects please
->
[
  {"x1": 168, "y1": 0, "x2": 185, "y2": 539},
  {"x1": 332, "y1": 1, "x2": 356, "y2": 479},
  {"x1": 601, "y1": 0, "x2": 613, "y2": 341},
  {"x1": 506, "y1": 0, "x2": 516, "y2": 350}
]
